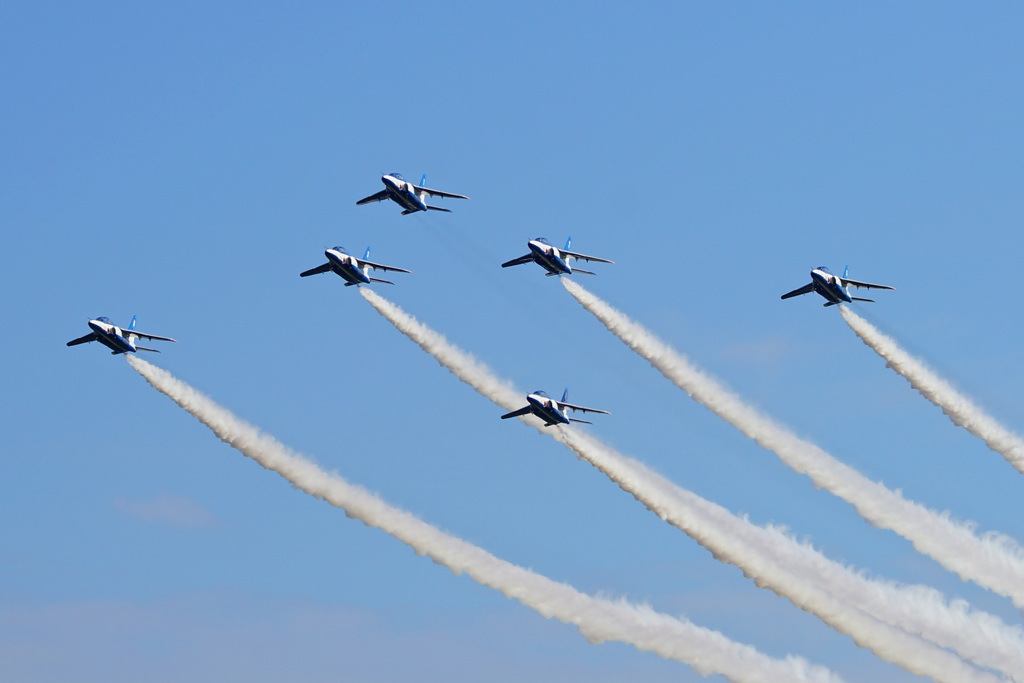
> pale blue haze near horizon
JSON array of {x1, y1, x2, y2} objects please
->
[{"x1": 3, "y1": 3, "x2": 1024, "y2": 681}]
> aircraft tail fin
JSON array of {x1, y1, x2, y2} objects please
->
[
  {"x1": 561, "y1": 388, "x2": 569, "y2": 403},
  {"x1": 420, "y1": 173, "x2": 427, "y2": 187},
  {"x1": 127, "y1": 317, "x2": 139, "y2": 350},
  {"x1": 564, "y1": 236, "x2": 572, "y2": 251},
  {"x1": 843, "y1": 265, "x2": 850, "y2": 279},
  {"x1": 363, "y1": 246, "x2": 371, "y2": 260}
]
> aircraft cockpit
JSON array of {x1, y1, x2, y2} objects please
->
[
  {"x1": 389, "y1": 172, "x2": 405, "y2": 180},
  {"x1": 96, "y1": 317, "x2": 112, "y2": 323},
  {"x1": 332, "y1": 246, "x2": 348, "y2": 254},
  {"x1": 817, "y1": 266, "x2": 831, "y2": 273},
  {"x1": 535, "y1": 237, "x2": 550, "y2": 245},
  {"x1": 534, "y1": 390, "x2": 549, "y2": 397}
]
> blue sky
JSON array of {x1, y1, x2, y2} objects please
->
[{"x1": 3, "y1": 2, "x2": 1024, "y2": 680}]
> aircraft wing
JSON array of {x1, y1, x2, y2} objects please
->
[
  {"x1": 414, "y1": 185, "x2": 469, "y2": 200},
  {"x1": 66, "y1": 332, "x2": 98, "y2": 347},
  {"x1": 781, "y1": 283, "x2": 815, "y2": 300},
  {"x1": 560, "y1": 402, "x2": 611, "y2": 415},
  {"x1": 130, "y1": 330, "x2": 178, "y2": 343},
  {"x1": 564, "y1": 250, "x2": 614, "y2": 265},
  {"x1": 501, "y1": 254, "x2": 534, "y2": 268},
  {"x1": 356, "y1": 189, "x2": 390, "y2": 205},
  {"x1": 500, "y1": 406, "x2": 533, "y2": 420},
  {"x1": 841, "y1": 277, "x2": 895, "y2": 291},
  {"x1": 300, "y1": 263, "x2": 333, "y2": 277},
  {"x1": 361, "y1": 260, "x2": 412, "y2": 274}
]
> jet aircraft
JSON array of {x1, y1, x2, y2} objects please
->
[
  {"x1": 781, "y1": 266, "x2": 895, "y2": 307},
  {"x1": 356, "y1": 173, "x2": 469, "y2": 215},
  {"x1": 67, "y1": 316, "x2": 177, "y2": 354},
  {"x1": 300, "y1": 246, "x2": 411, "y2": 286},
  {"x1": 501, "y1": 237, "x2": 614, "y2": 276},
  {"x1": 500, "y1": 389, "x2": 610, "y2": 427}
]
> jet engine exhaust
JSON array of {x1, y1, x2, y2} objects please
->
[
  {"x1": 840, "y1": 306, "x2": 1024, "y2": 476},
  {"x1": 124, "y1": 355, "x2": 839, "y2": 683},
  {"x1": 559, "y1": 277, "x2": 1024, "y2": 612},
  {"x1": 358, "y1": 288, "x2": 1013, "y2": 682}
]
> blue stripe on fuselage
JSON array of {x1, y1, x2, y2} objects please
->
[
  {"x1": 527, "y1": 397, "x2": 569, "y2": 425},
  {"x1": 331, "y1": 263, "x2": 370, "y2": 285},
  {"x1": 528, "y1": 246, "x2": 571, "y2": 275},
  {"x1": 386, "y1": 187, "x2": 426, "y2": 212},
  {"x1": 811, "y1": 273, "x2": 851, "y2": 304}
]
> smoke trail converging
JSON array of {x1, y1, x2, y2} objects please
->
[
  {"x1": 561, "y1": 278, "x2": 1024, "y2": 608},
  {"x1": 125, "y1": 356, "x2": 839, "y2": 683},
  {"x1": 359, "y1": 288, "x2": 1013, "y2": 683},
  {"x1": 840, "y1": 306, "x2": 1024, "y2": 475}
]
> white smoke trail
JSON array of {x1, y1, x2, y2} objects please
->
[
  {"x1": 358, "y1": 288, "x2": 1010, "y2": 683},
  {"x1": 840, "y1": 306, "x2": 1024, "y2": 475},
  {"x1": 561, "y1": 278, "x2": 1024, "y2": 609},
  {"x1": 125, "y1": 356, "x2": 839, "y2": 683}
]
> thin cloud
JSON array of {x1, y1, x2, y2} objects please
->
[{"x1": 113, "y1": 494, "x2": 217, "y2": 529}]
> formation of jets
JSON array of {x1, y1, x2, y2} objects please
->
[
  {"x1": 66, "y1": 316, "x2": 177, "y2": 355},
  {"x1": 71, "y1": 172, "x2": 897, "y2": 432},
  {"x1": 781, "y1": 266, "x2": 895, "y2": 307}
]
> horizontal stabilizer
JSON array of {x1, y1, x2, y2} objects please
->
[
  {"x1": 135, "y1": 346, "x2": 161, "y2": 353},
  {"x1": 425, "y1": 205, "x2": 452, "y2": 213},
  {"x1": 823, "y1": 301, "x2": 838, "y2": 307},
  {"x1": 568, "y1": 417, "x2": 593, "y2": 425},
  {"x1": 851, "y1": 297, "x2": 875, "y2": 303},
  {"x1": 572, "y1": 268, "x2": 596, "y2": 276},
  {"x1": 369, "y1": 278, "x2": 395, "y2": 285}
]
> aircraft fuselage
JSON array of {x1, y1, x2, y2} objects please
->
[
  {"x1": 527, "y1": 240, "x2": 573, "y2": 275},
  {"x1": 325, "y1": 248, "x2": 372, "y2": 285},
  {"x1": 88, "y1": 319, "x2": 139, "y2": 354},
  {"x1": 381, "y1": 174, "x2": 428, "y2": 213},
  {"x1": 526, "y1": 392, "x2": 570, "y2": 426},
  {"x1": 809, "y1": 268, "x2": 853, "y2": 305}
]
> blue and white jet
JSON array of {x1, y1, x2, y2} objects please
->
[
  {"x1": 781, "y1": 266, "x2": 895, "y2": 307},
  {"x1": 501, "y1": 237, "x2": 614, "y2": 276},
  {"x1": 356, "y1": 172, "x2": 469, "y2": 215},
  {"x1": 66, "y1": 316, "x2": 177, "y2": 354},
  {"x1": 301, "y1": 246, "x2": 411, "y2": 286},
  {"x1": 500, "y1": 389, "x2": 610, "y2": 427}
]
